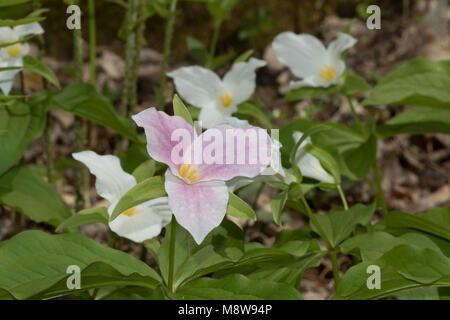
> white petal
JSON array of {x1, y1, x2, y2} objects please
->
[
  {"x1": 167, "y1": 66, "x2": 222, "y2": 108},
  {"x1": 13, "y1": 22, "x2": 44, "y2": 39},
  {"x1": 109, "y1": 197, "x2": 172, "y2": 243},
  {"x1": 72, "y1": 151, "x2": 136, "y2": 206},
  {"x1": 198, "y1": 102, "x2": 232, "y2": 129},
  {"x1": 0, "y1": 27, "x2": 16, "y2": 43},
  {"x1": 273, "y1": 32, "x2": 326, "y2": 79},
  {"x1": 327, "y1": 32, "x2": 357, "y2": 60},
  {"x1": 225, "y1": 117, "x2": 251, "y2": 129},
  {"x1": 222, "y1": 58, "x2": 266, "y2": 105},
  {"x1": 293, "y1": 132, "x2": 334, "y2": 184}
]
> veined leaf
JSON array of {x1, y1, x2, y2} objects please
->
[
  {"x1": 23, "y1": 55, "x2": 60, "y2": 88},
  {"x1": 227, "y1": 192, "x2": 256, "y2": 220},
  {"x1": 56, "y1": 207, "x2": 109, "y2": 232}
]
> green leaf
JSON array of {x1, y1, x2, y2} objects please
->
[
  {"x1": 0, "y1": 167, "x2": 71, "y2": 227},
  {"x1": 186, "y1": 36, "x2": 209, "y2": 65},
  {"x1": 386, "y1": 207, "x2": 450, "y2": 241},
  {"x1": 236, "y1": 101, "x2": 272, "y2": 129},
  {"x1": 173, "y1": 94, "x2": 194, "y2": 125},
  {"x1": 0, "y1": 92, "x2": 50, "y2": 176},
  {"x1": 132, "y1": 159, "x2": 156, "y2": 183},
  {"x1": 52, "y1": 83, "x2": 139, "y2": 142},
  {"x1": 227, "y1": 192, "x2": 256, "y2": 220},
  {"x1": 177, "y1": 273, "x2": 302, "y2": 300},
  {"x1": 110, "y1": 176, "x2": 167, "y2": 221},
  {"x1": 158, "y1": 219, "x2": 244, "y2": 290},
  {"x1": 342, "y1": 134, "x2": 377, "y2": 179},
  {"x1": 377, "y1": 108, "x2": 450, "y2": 137},
  {"x1": 335, "y1": 245, "x2": 450, "y2": 300},
  {"x1": 56, "y1": 207, "x2": 109, "y2": 232},
  {"x1": 285, "y1": 85, "x2": 338, "y2": 101},
  {"x1": 206, "y1": 0, "x2": 238, "y2": 25},
  {"x1": 23, "y1": 55, "x2": 60, "y2": 88},
  {"x1": 311, "y1": 203, "x2": 376, "y2": 248},
  {"x1": 0, "y1": 16, "x2": 44, "y2": 27},
  {"x1": 341, "y1": 72, "x2": 371, "y2": 96},
  {"x1": 271, "y1": 190, "x2": 288, "y2": 226},
  {"x1": 0, "y1": 231, "x2": 162, "y2": 299},
  {"x1": 363, "y1": 58, "x2": 450, "y2": 109},
  {"x1": 303, "y1": 143, "x2": 340, "y2": 184},
  {"x1": 233, "y1": 49, "x2": 254, "y2": 64}
]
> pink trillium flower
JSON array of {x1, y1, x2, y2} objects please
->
[{"x1": 133, "y1": 107, "x2": 272, "y2": 244}]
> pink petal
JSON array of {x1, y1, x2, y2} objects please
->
[
  {"x1": 164, "y1": 170, "x2": 229, "y2": 244},
  {"x1": 187, "y1": 124, "x2": 273, "y2": 182},
  {"x1": 132, "y1": 108, "x2": 195, "y2": 172}
]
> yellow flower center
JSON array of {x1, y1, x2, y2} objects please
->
[
  {"x1": 7, "y1": 44, "x2": 21, "y2": 58},
  {"x1": 220, "y1": 92, "x2": 233, "y2": 108},
  {"x1": 178, "y1": 164, "x2": 199, "y2": 183},
  {"x1": 122, "y1": 206, "x2": 136, "y2": 217},
  {"x1": 319, "y1": 65, "x2": 336, "y2": 82}
]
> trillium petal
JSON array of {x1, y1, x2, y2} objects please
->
[
  {"x1": 198, "y1": 103, "x2": 232, "y2": 129},
  {"x1": 292, "y1": 132, "x2": 334, "y2": 184},
  {"x1": 164, "y1": 170, "x2": 228, "y2": 244},
  {"x1": 0, "y1": 69, "x2": 16, "y2": 95},
  {"x1": 273, "y1": 32, "x2": 326, "y2": 79},
  {"x1": 187, "y1": 124, "x2": 272, "y2": 182},
  {"x1": 0, "y1": 27, "x2": 15, "y2": 43},
  {"x1": 13, "y1": 22, "x2": 44, "y2": 39},
  {"x1": 168, "y1": 66, "x2": 222, "y2": 108},
  {"x1": 132, "y1": 107, "x2": 195, "y2": 172},
  {"x1": 109, "y1": 197, "x2": 172, "y2": 243},
  {"x1": 222, "y1": 58, "x2": 266, "y2": 105},
  {"x1": 327, "y1": 32, "x2": 357, "y2": 60},
  {"x1": 72, "y1": 150, "x2": 136, "y2": 205}
]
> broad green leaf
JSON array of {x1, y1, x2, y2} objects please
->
[
  {"x1": 363, "y1": 58, "x2": 450, "y2": 109},
  {"x1": 342, "y1": 134, "x2": 377, "y2": 179},
  {"x1": 23, "y1": 55, "x2": 60, "y2": 88},
  {"x1": 236, "y1": 101, "x2": 272, "y2": 129},
  {"x1": 173, "y1": 94, "x2": 194, "y2": 125},
  {"x1": 0, "y1": 16, "x2": 44, "y2": 27},
  {"x1": 271, "y1": 190, "x2": 288, "y2": 226},
  {"x1": 0, "y1": 93, "x2": 50, "y2": 176},
  {"x1": 335, "y1": 245, "x2": 450, "y2": 300},
  {"x1": 0, "y1": 167, "x2": 71, "y2": 227},
  {"x1": 285, "y1": 85, "x2": 338, "y2": 101},
  {"x1": 233, "y1": 49, "x2": 254, "y2": 64},
  {"x1": 158, "y1": 219, "x2": 244, "y2": 290},
  {"x1": 0, "y1": 231, "x2": 161, "y2": 299},
  {"x1": 177, "y1": 273, "x2": 302, "y2": 300},
  {"x1": 52, "y1": 83, "x2": 139, "y2": 142},
  {"x1": 132, "y1": 159, "x2": 156, "y2": 183},
  {"x1": 377, "y1": 108, "x2": 450, "y2": 137},
  {"x1": 227, "y1": 192, "x2": 256, "y2": 220},
  {"x1": 110, "y1": 176, "x2": 167, "y2": 221},
  {"x1": 186, "y1": 36, "x2": 209, "y2": 65},
  {"x1": 311, "y1": 203, "x2": 376, "y2": 248},
  {"x1": 386, "y1": 207, "x2": 450, "y2": 241},
  {"x1": 56, "y1": 207, "x2": 109, "y2": 232},
  {"x1": 341, "y1": 72, "x2": 371, "y2": 96}
]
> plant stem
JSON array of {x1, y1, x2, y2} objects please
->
[
  {"x1": 88, "y1": 0, "x2": 96, "y2": 86},
  {"x1": 73, "y1": 0, "x2": 84, "y2": 212},
  {"x1": 158, "y1": 0, "x2": 178, "y2": 108},
  {"x1": 373, "y1": 163, "x2": 389, "y2": 217},
  {"x1": 330, "y1": 250, "x2": 341, "y2": 293},
  {"x1": 337, "y1": 184, "x2": 349, "y2": 210},
  {"x1": 130, "y1": 0, "x2": 146, "y2": 116},
  {"x1": 167, "y1": 218, "x2": 177, "y2": 293},
  {"x1": 299, "y1": 192, "x2": 332, "y2": 249},
  {"x1": 109, "y1": 232, "x2": 118, "y2": 249},
  {"x1": 207, "y1": 22, "x2": 221, "y2": 69},
  {"x1": 346, "y1": 95, "x2": 367, "y2": 139},
  {"x1": 19, "y1": 71, "x2": 25, "y2": 102}
]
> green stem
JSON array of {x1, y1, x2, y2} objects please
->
[
  {"x1": 109, "y1": 232, "x2": 118, "y2": 249},
  {"x1": 167, "y1": 218, "x2": 177, "y2": 292},
  {"x1": 373, "y1": 163, "x2": 389, "y2": 217},
  {"x1": 19, "y1": 71, "x2": 25, "y2": 101},
  {"x1": 14, "y1": 212, "x2": 22, "y2": 234},
  {"x1": 299, "y1": 192, "x2": 332, "y2": 249},
  {"x1": 337, "y1": 184, "x2": 349, "y2": 210},
  {"x1": 88, "y1": 0, "x2": 96, "y2": 86},
  {"x1": 158, "y1": 0, "x2": 178, "y2": 108},
  {"x1": 346, "y1": 95, "x2": 367, "y2": 139},
  {"x1": 207, "y1": 22, "x2": 221, "y2": 69},
  {"x1": 130, "y1": 0, "x2": 146, "y2": 116},
  {"x1": 330, "y1": 250, "x2": 341, "y2": 293}
]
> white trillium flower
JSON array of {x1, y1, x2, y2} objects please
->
[
  {"x1": 292, "y1": 132, "x2": 334, "y2": 184},
  {"x1": 168, "y1": 58, "x2": 266, "y2": 128},
  {"x1": 73, "y1": 151, "x2": 172, "y2": 243},
  {"x1": 0, "y1": 22, "x2": 44, "y2": 95},
  {"x1": 273, "y1": 32, "x2": 357, "y2": 89},
  {"x1": 225, "y1": 117, "x2": 286, "y2": 192}
]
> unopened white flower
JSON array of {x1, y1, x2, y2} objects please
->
[
  {"x1": 273, "y1": 32, "x2": 357, "y2": 89},
  {"x1": 0, "y1": 22, "x2": 44, "y2": 95},
  {"x1": 292, "y1": 132, "x2": 334, "y2": 184},
  {"x1": 73, "y1": 151, "x2": 172, "y2": 243},
  {"x1": 226, "y1": 117, "x2": 285, "y2": 192},
  {"x1": 168, "y1": 58, "x2": 266, "y2": 128}
]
